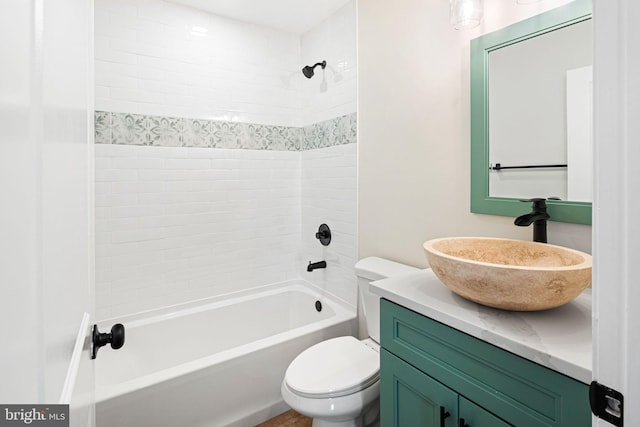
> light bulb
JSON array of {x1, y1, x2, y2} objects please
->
[{"x1": 450, "y1": 0, "x2": 484, "y2": 30}]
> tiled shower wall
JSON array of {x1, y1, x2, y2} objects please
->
[
  {"x1": 95, "y1": 120, "x2": 357, "y2": 319},
  {"x1": 298, "y1": 1, "x2": 358, "y2": 306},
  {"x1": 300, "y1": 0, "x2": 357, "y2": 126},
  {"x1": 95, "y1": 0, "x2": 300, "y2": 126},
  {"x1": 95, "y1": 144, "x2": 301, "y2": 319},
  {"x1": 95, "y1": 0, "x2": 357, "y2": 320},
  {"x1": 300, "y1": 144, "x2": 358, "y2": 306}
]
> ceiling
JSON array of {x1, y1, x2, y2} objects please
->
[{"x1": 169, "y1": 0, "x2": 352, "y2": 35}]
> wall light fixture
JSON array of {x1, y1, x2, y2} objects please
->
[{"x1": 450, "y1": 0, "x2": 484, "y2": 30}]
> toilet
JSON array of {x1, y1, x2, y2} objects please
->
[{"x1": 281, "y1": 257, "x2": 419, "y2": 427}]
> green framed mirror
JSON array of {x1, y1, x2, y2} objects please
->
[{"x1": 470, "y1": 0, "x2": 592, "y2": 224}]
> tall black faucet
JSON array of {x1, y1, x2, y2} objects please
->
[{"x1": 514, "y1": 198, "x2": 550, "y2": 243}]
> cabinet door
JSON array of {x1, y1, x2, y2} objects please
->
[
  {"x1": 381, "y1": 348, "x2": 458, "y2": 427},
  {"x1": 459, "y1": 396, "x2": 512, "y2": 427}
]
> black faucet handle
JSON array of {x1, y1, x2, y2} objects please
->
[{"x1": 315, "y1": 224, "x2": 331, "y2": 246}]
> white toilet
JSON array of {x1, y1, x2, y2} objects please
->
[{"x1": 281, "y1": 257, "x2": 419, "y2": 427}]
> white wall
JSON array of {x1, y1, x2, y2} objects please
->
[
  {"x1": 95, "y1": 0, "x2": 301, "y2": 126},
  {"x1": 1, "y1": 0, "x2": 93, "y2": 404},
  {"x1": 358, "y1": 0, "x2": 591, "y2": 269}
]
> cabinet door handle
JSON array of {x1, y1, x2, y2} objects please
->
[
  {"x1": 459, "y1": 418, "x2": 470, "y2": 427},
  {"x1": 439, "y1": 406, "x2": 451, "y2": 427}
]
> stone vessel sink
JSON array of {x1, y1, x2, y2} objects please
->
[{"x1": 423, "y1": 237, "x2": 592, "y2": 311}]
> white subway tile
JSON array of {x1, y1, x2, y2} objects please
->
[
  {"x1": 95, "y1": 86, "x2": 112, "y2": 102},
  {"x1": 111, "y1": 180, "x2": 164, "y2": 194},
  {"x1": 112, "y1": 228, "x2": 165, "y2": 244},
  {"x1": 138, "y1": 79, "x2": 188, "y2": 96},
  {"x1": 108, "y1": 11, "x2": 155, "y2": 32},
  {"x1": 95, "y1": 99, "x2": 140, "y2": 114},
  {"x1": 99, "y1": 218, "x2": 140, "y2": 233},
  {"x1": 96, "y1": 241, "x2": 141, "y2": 258},
  {"x1": 164, "y1": 202, "x2": 214, "y2": 216},
  {"x1": 136, "y1": 54, "x2": 184, "y2": 74},
  {"x1": 165, "y1": 158, "x2": 211, "y2": 170},
  {"x1": 96, "y1": 47, "x2": 140, "y2": 66},
  {"x1": 136, "y1": 238, "x2": 173, "y2": 253},
  {"x1": 95, "y1": 0, "x2": 137, "y2": 17},
  {"x1": 138, "y1": 192, "x2": 170, "y2": 205},
  {"x1": 165, "y1": 181, "x2": 211, "y2": 193},
  {"x1": 98, "y1": 19, "x2": 137, "y2": 42},
  {"x1": 111, "y1": 87, "x2": 164, "y2": 104},
  {"x1": 95, "y1": 169, "x2": 138, "y2": 182},
  {"x1": 95, "y1": 193, "x2": 138, "y2": 207},
  {"x1": 95, "y1": 70, "x2": 140, "y2": 91}
]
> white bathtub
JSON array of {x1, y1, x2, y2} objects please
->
[{"x1": 95, "y1": 280, "x2": 356, "y2": 427}]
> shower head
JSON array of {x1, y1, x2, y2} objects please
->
[{"x1": 302, "y1": 60, "x2": 327, "y2": 79}]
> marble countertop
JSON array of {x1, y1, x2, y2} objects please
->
[{"x1": 370, "y1": 269, "x2": 592, "y2": 384}]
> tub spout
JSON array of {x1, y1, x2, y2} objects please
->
[{"x1": 307, "y1": 260, "x2": 327, "y2": 272}]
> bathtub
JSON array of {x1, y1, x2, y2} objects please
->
[{"x1": 95, "y1": 280, "x2": 356, "y2": 427}]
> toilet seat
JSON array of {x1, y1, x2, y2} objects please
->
[{"x1": 284, "y1": 336, "x2": 379, "y2": 399}]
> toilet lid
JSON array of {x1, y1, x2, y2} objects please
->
[{"x1": 284, "y1": 336, "x2": 380, "y2": 398}]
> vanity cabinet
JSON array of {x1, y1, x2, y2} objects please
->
[
  {"x1": 379, "y1": 299, "x2": 590, "y2": 426},
  {"x1": 381, "y1": 349, "x2": 511, "y2": 426}
]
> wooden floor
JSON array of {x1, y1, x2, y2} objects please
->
[{"x1": 256, "y1": 410, "x2": 312, "y2": 427}]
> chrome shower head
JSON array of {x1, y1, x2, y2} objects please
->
[{"x1": 302, "y1": 60, "x2": 326, "y2": 79}]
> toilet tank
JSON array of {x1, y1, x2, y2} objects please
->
[{"x1": 354, "y1": 257, "x2": 420, "y2": 343}]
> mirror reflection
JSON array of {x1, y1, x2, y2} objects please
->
[{"x1": 488, "y1": 19, "x2": 593, "y2": 202}]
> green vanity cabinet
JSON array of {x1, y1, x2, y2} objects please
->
[
  {"x1": 381, "y1": 349, "x2": 511, "y2": 426},
  {"x1": 380, "y1": 348, "x2": 458, "y2": 426},
  {"x1": 379, "y1": 299, "x2": 590, "y2": 426},
  {"x1": 459, "y1": 396, "x2": 512, "y2": 427}
]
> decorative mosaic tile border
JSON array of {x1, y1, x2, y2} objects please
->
[
  {"x1": 301, "y1": 114, "x2": 357, "y2": 150},
  {"x1": 95, "y1": 111, "x2": 357, "y2": 151}
]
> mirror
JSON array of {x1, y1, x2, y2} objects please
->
[{"x1": 470, "y1": 0, "x2": 592, "y2": 224}]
